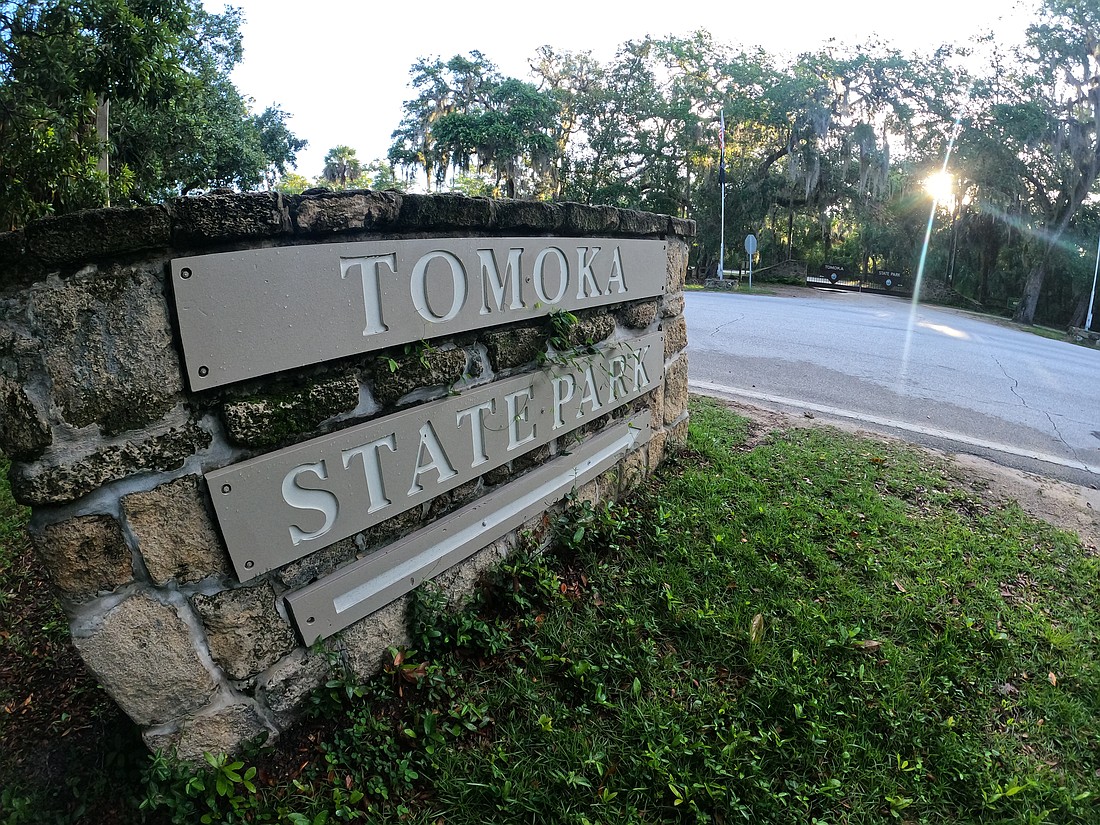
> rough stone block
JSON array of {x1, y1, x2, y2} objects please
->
[
  {"x1": 616, "y1": 209, "x2": 667, "y2": 235},
  {"x1": 0, "y1": 376, "x2": 50, "y2": 460},
  {"x1": 221, "y1": 374, "x2": 360, "y2": 449},
  {"x1": 341, "y1": 595, "x2": 411, "y2": 683},
  {"x1": 668, "y1": 216, "x2": 697, "y2": 238},
  {"x1": 397, "y1": 193, "x2": 493, "y2": 229},
  {"x1": 32, "y1": 514, "x2": 132, "y2": 599},
  {"x1": 430, "y1": 538, "x2": 511, "y2": 608},
  {"x1": 24, "y1": 206, "x2": 170, "y2": 265},
  {"x1": 292, "y1": 190, "x2": 400, "y2": 234},
  {"x1": 668, "y1": 414, "x2": 689, "y2": 445},
  {"x1": 666, "y1": 239, "x2": 689, "y2": 293},
  {"x1": 660, "y1": 292, "x2": 685, "y2": 319},
  {"x1": 559, "y1": 202, "x2": 620, "y2": 234},
  {"x1": 29, "y1": 265, "x2": 183, "y2": 434},
  {"x1": 568, "y1": 312, "x2": 615, "y2": 347},
  {"x1": 619, "y1": 446, "x2": 648, "y2": 495},
  {"x1": 664, "y1": 355, "x2": 688, "y2": 426},
  {"x1": 11, "y1": 420, "x2": 211, "y2": 505},
  {"x1": 663, "y1": 316, "x2": 688, "y2": 360},
  {"x1": 122, "y1": 476, "x2": 230, "y2": 585},
  {"x1": 484, "y1": 326, "x2": 547, "y2": 371},
  {"x1": 192, "y1": 582, "x2": 299, "y2": 681},
  {"x1": 271, "y1": 535, "x2": 359, "y2": 590},
  {"x1": 74, "y1": 593, "x2": 217, "y2": 726},
  {"x1": 493, "y1": 200, "x2": 562, "y2": 232},
  {"x1": 256, "y1": 648, "x2": 331, "y2": 718},
  {"x1": 144, "y1": 703, "x2": 272, "y2": 763},
  {"x1": 0, "y1": 231, "x2": 43, "y2": 291},
  {"x1": 648, "y1": 426, "x2": 668, "y2": 470},
  {"x1": 369, "y1": 347, "x2": 467, "y2": 407},
  {"x1": 618, "y1": 300, "x2": 658, "y2": 330},
  {"x1": 171, "y1": 193, "x2": 286, "y2": 244},
  {"x1": 647, "y1": 383, "x2": 665, "y2": 427}
]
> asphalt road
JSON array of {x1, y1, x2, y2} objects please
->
[{"x1": 685, "y1": 287, "x2": 1100, "y2": 488}]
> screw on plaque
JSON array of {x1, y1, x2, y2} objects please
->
[
  {"x1": 244, "y1": 560, "x2": 255, "y2": 569},
  {"x1": 180, "y1": 268, "x2": 192, "y2": 279},
  {"x1": 221, "y1": 484, "x2": 232, "y2": 494},
  {"x1": 198, "y1": 366, "x2": 209, "y2": 377}
]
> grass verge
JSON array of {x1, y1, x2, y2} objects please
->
[{"x1": 2, "y1": 398, "x2": 1098, "y2": 823}]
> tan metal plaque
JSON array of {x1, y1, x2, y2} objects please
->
[
  {"x1": 207, "y1": 332, "x2": 663, "y2": 581},
  {"x1": 285, "y1": 412, "x2": 651, "y2": 643},
  {"x1": 172, "y1": 237, "x2": 667, "y2": 390}
]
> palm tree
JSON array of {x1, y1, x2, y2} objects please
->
[{"x1": 321, "y1": 145, "x2": 362, "y2": 188}]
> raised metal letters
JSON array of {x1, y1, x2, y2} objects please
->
[
  {"x1": 207, "y1": 332, "x2": 663, "y2": 581},
  {"x1": 285, "y1": 413, "x2": 651, "y2": 643},
  {"x1": 172, "y1": 238, "x2": 667, "y2": 390}
]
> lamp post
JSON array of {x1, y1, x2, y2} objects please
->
[{"x1": 1087, "y1": 232, "x2": 1099, "y2": 332}]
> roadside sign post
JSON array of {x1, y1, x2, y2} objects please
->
[{"x1": 745, "y1": 234, "x2": 757, "y2": 289}]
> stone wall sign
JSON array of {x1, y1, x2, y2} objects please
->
[
  {"x1": 208, "y1": 332, "x2": 663, "y2": 582},
  {"x1": 172, "y1": 237, "x2": 667, "y2": 390}
]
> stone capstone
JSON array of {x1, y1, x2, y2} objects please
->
[
  {"x1": 221, "y1": 374, "x2": 360, "y2": 449},
  {"x1": 191, "y1": 582, "x2": 298, "y2": 681},
  {"x1": 493, "y1": 200, "x2": 563, "y2": 232},
  {"x1": 122, "y1": 476, "x2": 229, "y2": 585},
  {"x1": 397, "y1": 193, "x2": 493, "y2": 229},
  {"x1": 32, "y1": 514, "x2": 132, "y2": 599},
  {"x1": 483, "y1": 326, "x2": 547, "y2": 371},
  {"x1": 29, "y1": 266, "x2": 183, "y2": 434},
  {"x1": 74, "y1": 593, "x2": 218, "y2": 726},
  {"x1": 171, "y1": 193, "x2": 286, "y2": 244},
  {"x1": 616, "y1": 209, "x2": 668, "y2": 236},
  {"x1": 23, "y1": 206, "x2": 169, "y2": 265},
  {"x1": 559, "y1": 202, "x2": 620, "y2": 235},
  {"x1": 0, "y1": 376, "x2": 50, "y2": 460},
  {"x1": 369, "y1": 347, "x2": 467, "y2": 407},
  {"x1": 11, "y1": 420, "x2": 211, "y2": 505},
  {"x1": 291, "y1": 190, "x2": 401, "y2": 234}
]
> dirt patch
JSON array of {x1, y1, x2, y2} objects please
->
[{"x1": 709, "y1": 396, "x2": 1100, "y2": 553}]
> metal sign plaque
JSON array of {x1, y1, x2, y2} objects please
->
[
  {"x1": 207, "y1": 332, "x2": 663, "y2": 581},
  {"x1": 286, "y1": 412, "x2": 651, "y2": 643},
  {"x1": 172, "y1": 237, "x2": 667, "y2": 390}
]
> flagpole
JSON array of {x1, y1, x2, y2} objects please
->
[{"x1": 717, "y1": 110, "x2": 726, "y2": 280}]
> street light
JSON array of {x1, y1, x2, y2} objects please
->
[{"x1": 1088, "y1": 232, "x2": 1099, "y2": 332}]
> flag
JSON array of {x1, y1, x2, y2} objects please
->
[{"x1": 718, "y1": 110, "x2": 726, "y2": 187}]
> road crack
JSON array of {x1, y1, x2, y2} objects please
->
[
  {"x1": 993, "y1": 355, "x2": 1086, "y2": 467},
  {"x1": 711, "y1": 314, "x2": 745, "y2": 336}
]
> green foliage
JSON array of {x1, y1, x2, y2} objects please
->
[{"x1": 0, "y1": 0, "x2": 305, "y2": 228}]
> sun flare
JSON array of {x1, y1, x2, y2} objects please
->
[{"x1": 923, "y1": 171, "x2": 955, "y2": 204}]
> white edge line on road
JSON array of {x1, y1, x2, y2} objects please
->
[{"x1": 690, "y1": 380, "x2": 1100, "y2": 477}]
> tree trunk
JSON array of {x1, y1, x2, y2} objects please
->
[
  {"x1": 1068, "y1": 290, "x2": 1089, "y2": 329},
  {"x1": 1013, "y1": 263, "x2": 1045, "y2": 324}
]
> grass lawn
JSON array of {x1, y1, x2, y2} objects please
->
[{"x1": 2, "y1": 398, "x2": 1097, "y2": 823}]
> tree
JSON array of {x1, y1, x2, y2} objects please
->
[
  {"x1": 0, "y1": 0, "x2": 305, "y2": 227},
  {"x1": 321, "y1": 145, "x2": 364, "y2": 188},
  {"x1": 995, "y1": 0, "x2": 1100, "y2": 324}
]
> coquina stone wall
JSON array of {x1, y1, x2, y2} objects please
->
[{"x1": 0, "y1": 191, "x2": 691, "y2": 760}]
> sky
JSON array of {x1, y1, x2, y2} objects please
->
[{"x1": 204, "y1": 0, "x2": 1040, "y2": 181}]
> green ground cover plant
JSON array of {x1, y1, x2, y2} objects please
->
[{"x1": 2, "y1": 398, "x2": 1097, "y2": 823}]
